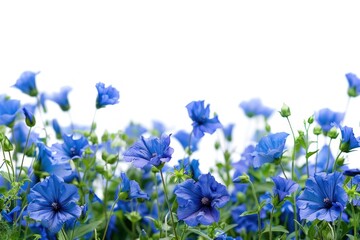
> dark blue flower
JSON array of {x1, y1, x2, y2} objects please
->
[
  {"x1": 272, "y1": 176, "x2": 299, "y2": 202},
  {"x1": 315, "y1": 108, "x2": 344, "y2": 134},
  {"x1": 43, "y1": 86, "x2": 72, "y2": 111},
  {"x1": 22, "y1": 106, "x2": 36, "y2": 127},
  {"x1": 343, "y1": 168, "x2": 360, "y2": 177},
  {"x1": 297, "y1": 172, "x2": 348, "y2": 222},
  {"x1": 119, "y1": 172, "x2": 149, "y2": 200},
  {"x1": 239, "y1": 98, "x2": 274, "y2": 119},
  {"x1": 231, "y1": 204, "x2": 259, "y2": 233},
  {"x1": 13, "y1": 71, "x2": 39, "y2": 97},
  {"x1": 174, "y1": 172, "x2": 230, "y2": 226},
  {"x1": 233, "y1": 144, "x2": 255, "y2": 174},
  {"x1": 0, "y1": 97, "x2": 21, "y2": 127},
  {"x1": 252, "y1": 132, "x2": 289, "y2": 168},
  {"x1": 95, "y1": 82, "x2": 120, "y2": 109},
  {"x1": 51, "y1": 133, "x2": 90, "y2": 161},
  {"x1": 27, "y1": 174, "x2": 82, "y2": 233},
  {"x1": 339, "y1": 125, "x2": 360, "y2": 153},
  {"x1": 222, "y1": 123, "x2": 235, "y2": 142},
  {"x1": 186, "y1": 100, "x2": 222, "y2": 138},
  {"x1": 346, "y1": 72, "x2": 360, "y2": 97},
  {"x1": 280, "y1": 200, "x2": 297, "y2": 232},
  {"x1": 123, "y1": 133, "x2": 174, "y2": 168},
  {"x1": 173, "y1": 130, "x2": 200, "y2": 153},
  {"x1": 174, "y1": 157, "x2": 202, "y2": 180}
]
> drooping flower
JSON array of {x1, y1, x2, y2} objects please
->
[
  {"x1": 95, "y1": 82, "x2": 120, "y2": 109},
  {"x1": 174, "y1": 172, "x2": 230, "y2": 226},
  {"x1": 124, "y1": 122, "x2": 147, "y2": 139},
  {"x1": 186, "y1": 100, "x2": 222, "y2": 139},
  {"x1": 239, "y1": 98, "x2": 274, "y2": 119},
  {"x1": 252, "y1": 132, "x2": 289, "y2": 168},
  {"x1": 51, "y1": 133, "x2": 90, "y2": 161},
  {"x1": 222, "y1": 123, "x2": 235, "y2": 142},
  {"x1": 272, "y1": 176, "x2": 299, "y2": 202},
  {"x1": 173, "y1": 130, "x2": 201, "y2": 153},
  {"x1": 123, "y1": 133, "x2": 174, "y2": 168},
  {"x1": 0, "y1": 97, "x2": 21, "y2": 127},
  {"x1": 43, "y1": 86, "x2": 72, "y2": 111},
  {"x1": 152, "y1": 120, "x2": 166, "y2": 136},
  {"x1": 22, "y1": 106, "x2": 36, "y2": 127},
  {"x1": 27, "y1": 174, "x2": 82, "y2": 233},
  {"x1": 297, "y1": 172, "x2": 348, "y2": 222},
  {"x1": 119, "y1": 172, "x2": 149, "y2": 200},
  {"x1": 13, "y1": 71, "x2": 39, "y2": 97},
  {"x1": 339, "y1": 125, "x2": 360, "y2": 153},
  {"x1": 315, "y1": 108, "x2": 344, "y2": 134},
  {"x1": 343, "y1": 168, "x2": 360, "y2": 177},
  {"x1": 346, "y1": 72, "x2": 360, "y2": 97}
]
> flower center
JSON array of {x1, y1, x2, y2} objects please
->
[
  {"x1": 323, "y1": 197, "x2": 332, "y2": 209},
  {"x1": 201, "y1": 197, "x2": 211, "y2": 206},
  {"x1": 70, "y1": 147, "x2": 76, "y2": 156},
  {"x1": 52, "y1": 202, "x2": 61, "y2": 212}
]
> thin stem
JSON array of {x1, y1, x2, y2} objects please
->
[
  {"x1": 351, "y1": 204, "x2": 358, "y2": 240},
  {"x1": 315, "y1": 135, "x2": 319, "y2": 173},
  {"x1": 280, "y1": 162, "x2": 288, "y2": 179},
  {"x1": 269, "y1": 206, "x2": 275, "y2": 240},
  {"x1": 60, "y1": 228, "x2": 68, "y2": 240},
  {"x1": 17, "y1": 126, "x2": 32, "y2": 180},
  {"x1": 160, "y1": 170, "x2": 179, "y2": 240},
  {"x1": 102, "y1": 195, "x2": 120, "y2": 240},
  {"x1": 249, "y1": 181, "x2": 261, "y2": 240},
  {"x1": 89, "y1": 109, "x2": 97, "y2": 136},
  {"x1": 332, "y1": 151, "x2": 342, "y2": 172},
  {"x1": 325, "y1": 138, "x2": 333, "y2": 173}
]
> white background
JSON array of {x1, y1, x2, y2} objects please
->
[{"x1": 1, "y1": 1, "x2": 360, "y2": 170}]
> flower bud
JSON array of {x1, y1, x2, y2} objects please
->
[
  {"x1": 23, "y1": 107, "x2": 36, "y2": 127},
  {"x1": 327, "y1": 127, "x2": 339, "y2": 139},
  {"x1": 279, "y1": 103, "x2": 291, "y2": 117},
  {"x1": 313, "y1": 126, "x2": 322, "y2": 135}
]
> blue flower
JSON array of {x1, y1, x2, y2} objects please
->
[
  {"x1": 22, "y1": 106, "x2": 36, "y2": 127},
  {"x1": 174, "y1": 173, "x2": 230, "y2": 226},
  {"x1": 346, "y1": 72, "x2": 360, "y2": 97},
  {"x1": 152, "y1": 120, "x2": 166, "y2": 136},
  {"x1": 233, "y1": 144, "x2": 255, "y2": 174},
  {"x1": 222, "y1": 123, "x2": 235, "y2": 142},
  {"x1": 297, "y1": 172, "x2": 348, "y2": 222},
  {"x1": 239, "y1": 98, "x2": 274, "y2": 118},
  {"x1": 173, "y1": 130, "x2": 200, "y2": 153},
  {"x1": 272, "y1": 176, "x2": 299, "y2": 202},
  {"x1": 0, "y1": 97, "x2": 21, "y2": 127},
  {"x1": 343, "y1": 168, "x2": 360, "y2": 177},
  {"x1": 174, "y1": 157, "x2": 202, "y2": 180},
  {"x1": 119, "y1": 172, "x2": 149, "y2": 200},
  {"x1": 124, "y1": 122, "x2": 147, "y2": 139},
  {"x1": 339, "y1": 125, "x2": 360, "y2": 153},
  {"x1": 123, "y1": 133, "x2": 174, "y2": 168},
  {"x1": 186, "y1": 100, "x2": 222, "y2": 139},
  {"x1": 310, "y1": 144, "x2": 334, "y2": 174},
  {"x1": 11, "y1": 122, "x2": 39, "y2": 155},
  {"x1": 252, "y1": 132, "x2": 289, "y2": 168},
  {"x1": 95, "y1": 82, "x2": 119, "y2": 109},
  {"x1": 27, "y1": 174, "x2": 82, "y2": 233},
  {"x1": 315, "y1": 108, "x2": 344, "y2": 134},
  {"x1": 51, "y1": 133, "x2": 90, "y2": 161},
  {"x1": 231, "y1": 204, "x2": 259, "y2": 233},
  {"x1": 13, "y1": 71, "x2": 39, "y2": 97},
  {"x1": 43, "y1": 86, "x2": 72, "y2": 111}
]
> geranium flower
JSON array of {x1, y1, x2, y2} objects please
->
[
  {"x1": 51, "y1": 133, "x2": 90, "y2": 161},
  {"x1": 13, "y1": 71, "x2": 39, "y2": 97},
  {"x1": 43, "y1": 86, "x2": 72, "y2": 111},
  {"x1": 123, "y1": 133, "x2": 174, "y2": 168},
  {"x1": 119, "y1": 172, "x2": 149, "y2": 200},
  {"x1": 0, "y1": 97, "x2": 21, "y2": 127},
  {"x1": 173, "y1": 129, "x2": 200, "y2": 153},
  {"x1": 95, "y1": 82, "x2": 119, "y2": 109},
  {"x1": 27, "y1": 174, "x2": 82, "y2": 233},
  {"x1": 186, "y1": 100, "x2": 222, "y2": 138},
  {"x1": 297, "y1": 172, "x2": 348, "y2": 222},
  {"x1": 272, "y1": 176, "x2": 299, "y2": 202},
  {"x1": 315, "y1": 108, "x2": 344, "y2": 134},
  {"x1": 174, "y1": 173, "x2": 230, "y2": 226},
  {"x1": 346, "y1": 72, "x2": 360, "y2": 97},
  {"x1": 339, "y1": 125, "x2": 360, "y2": 153},
  {"x1": 239, "y1": 98, "x2": 274, "y2": 119},
  {"x1": 252, "y1": 132, "x2": 289, "y2": 168}
]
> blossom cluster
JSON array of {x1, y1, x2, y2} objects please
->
[{"x1": 1, "y1": 71, "x2": 360, "y2": 239}]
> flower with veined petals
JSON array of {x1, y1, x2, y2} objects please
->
[
  {"x1": 272, "y1": 176, "x2": 299, "y2": 202},
  {"x1": 119, "y1": 172, "x2": 149, "y2": 200},
  {"x1": 27, "y1": 174, "x2": 82, "y2": 233},
  {"x1": 339, "y1": 125, "x2": 360, "y2": 153},
  {"x1": 252, "y1": 132, "x2": 289, "y2": 168},
  {"x1": 186, "y1": 100, "x2": 222, "y2": 139},
  {"x1": 174, "y1": 172, "x2": 230, "y2": 226},
  {"x1": 51, "y1": 133, "x2": 90, "y2": 161},
  {"x1": 297, "y1": 171, "x2": 348, "y2": 222},
  {"x1": 123, "y1": 133, "x2": 174, "y2": 169},
  {"x1": 13, "y1": 71, "x2": 39, "y2": 97},
  {"x1": 95, "y1": 82, "x2": 119, "y2": 109}
]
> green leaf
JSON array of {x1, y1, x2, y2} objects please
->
[
  {"x1": 72, "y1": 219, "x2": 103, "y2": 239},
  {"x1": 221, "y1": 223, "x2": 238, "y2": 233},
  {"x1": 306, "y1": 150, "x2": 319, "y2": 159},
  {"x1": 0, "y1": 170, "x2": 12, "y2": 183},
  {"x1": 240, "y1": 209, "x2": 258, "y2": 216},
  {"x1": 187, "y1": 228, "x2": 212, "y2": 240},
  {"x1": 262, "y1": 225, "x2": 289, "y2": 234}
]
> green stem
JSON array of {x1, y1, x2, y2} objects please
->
[
  {"x1": 351, "y1": 204, "x2": 358, "y2": 240},
  {"x1": 332, "y1": 151, "x2": 342, "y2": 172},
  {"x1": 269, "y1": 206, "x2": 275, "y2": 240},
  {"x1": 89, "y1": 109, "x2": 97, "y2": 136},
  {"x1": 249, "y1": 181, "x2": 261, "y2": 240},
  {"x1": 325, "y1": 138, "x2": 333, "y2": 173},
  {"x1": 61, "y1": 227, "x2": 69, "y2": 240},
  {"x1": 160, "y1": 170, "x2": 179, "y2": 240},
  {"x1": 17, "y1": 126, "x2": 32, "y2": 180},
  {"x1": 102, "y1": 194, "x2": 120, "y2": 240},
  {"x1": 280, "y1": 162, "x2": 288, "y2": 179}
]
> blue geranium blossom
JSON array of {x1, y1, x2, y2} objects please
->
[
  {"x1": 42, "y1": 86, "x2": 72, "y2": 111},
  {"x1": 0, "y1": 97, "x2": 21, "y2": 127},
  {"x1": 174, "y1": 172, "x2": 230, "y2": 226},
  {"x1": 315, "y1": 108, "x2": 344, "y2": 134},
  {"x1": 346, "y1": 72, "x2": 360, "y2": 97},
  {"x1": 297, "y1": 171, "x2": 348, "y2": 222},
  {"x1": 119, "y1": 172, "x2": 149, "y2": 200},
  {"x1": 51, "y1": 133, "x2": 91, "y2": 161},
  {"x1": 233, "y1": 144, "x2": 255, "y2": 175},
  {"x1": 13, "y1": 71, "x2": 39, "y2": 97},
  {"x1": 173, "y1": 129, "x2": 201, "y2": 153},
  {"x1": 239, "y1": 98, "x2": 274, "y2": 119},
  {"x1": 339, "y1": 125, "x2": 360, "y2": 153},
  {"x1": 27, "y1": 174, "x2": 82, "y2": 233},
  {"x1": 272, "y1": 176, "x2": 299, "y2": 202},
  {"x1": 95, "y1": 82, "x2": 120, "y2": 109},
  {"x1": 174, "y1": 157, "x2": 202, "y2": 180},
  {"x1": 186, "y1": 100, "x2": 222, "y2": 139},
  {"x1": 123, "y1": 133, "x2": 174, "y2": 168},
  {"x1": 124, "y1": 122, "x2": 147, "y2": 139},
  {"x1": 252, "y1": 132, "x2": 289, "y2": 168}
]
